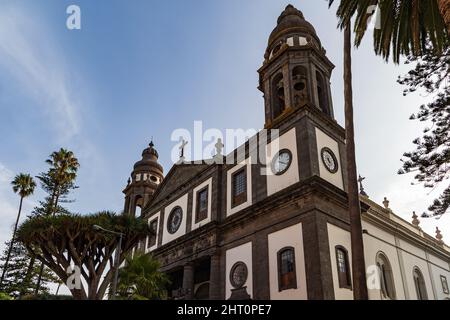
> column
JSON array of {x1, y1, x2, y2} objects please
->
[
  {"x1": 182, "y1": 263, "x2": 194, "y2": 300},
  {"x1": 282, "y1": 62, "x2": 293, "y2": 109},
  {"x1": 209, "y1": 254, "x2": 221, "y2": 300}
]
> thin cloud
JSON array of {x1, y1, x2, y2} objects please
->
[
  {"x1": 373, "y1": 175, "x2": 450, "y2": 245},
  {"x1": 0, "y1": 5, "x2": 80, "y2": 141}
]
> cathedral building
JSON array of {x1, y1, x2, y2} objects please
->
[{"x1": 123, "y1": 5, "x2": 450, "y2": 300}]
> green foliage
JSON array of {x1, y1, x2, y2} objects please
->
[
  {"x1": 117, "y1": 253, "x2": 169, "y2": 300},
  {"x1": 0, "y1": 292, "x2": 12, "y2": 300},
  {"x1": 329, "y1": 0, "x2": 448, "y2": 63},
  {"x1": 398, "y1": 47, "x2": 450, "y2": 217},
  {"x1": 0, "y1": 240, "x2": 57, "y2": 297},
  {"x1": 11, "y1": 173, "x2": 36, "y2": 198},
  {"x1": 17, "y1": 211, "x2": 152, "y2": 300},
  {"x1": 34, "y1": 148, "x2": 80, "y2": 217}
]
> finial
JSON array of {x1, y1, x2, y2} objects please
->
[
  {"x1": 411, "y1": 211, "x2": 420, "y2": 228},
  {"x1": 178, "y1": 137, "x2": 188, "y2": 163},
  {"x1": 213, "y1": 138, "x2": 225, "y2": 164},
  {"x1": 149, "y1": 136, "x2": 154, "y2": 148},
  {"x1": 382, "y1": 197, "x2": 390, "y2": 210},
  {"x1": 358, "y1": 175, "x2": 368, "y2": 197},
  {"x1": 435, "y1": 227, "x2": 444, "y2": 245}
]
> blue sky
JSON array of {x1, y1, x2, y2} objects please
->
[{"x1": 0, "y1": 0, "x2": 448, "y2": 292}]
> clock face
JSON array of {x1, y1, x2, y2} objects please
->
[
  {"x1": 321, "y1": 147, "x2": 338, "y2": 173},
  {"x1": 167, "y1": 206, "x2": 183, "y2": 234},
  {"x1": 271, "y1": 149, "x2": 292, "y2": 175},
  {"x1": 230, "y1": 262, "x2": 248, "y2": 289}
]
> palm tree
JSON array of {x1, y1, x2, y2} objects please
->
[
  {"x1": 0, "y1": 174, "x2": 36, "y2": 288},
  {"x1": 34, "y1": 148, "x2": 80, "y2": 296},
  {"x1": 344, "y1": 23, "x2": 369, "y2": 300},
  {"x1": 332, "y1": 0, "x2": 448, "y2": 64},
  {"x1": 329, "y1": 0, "x2": 449, "y2": 300},
  {"x1": 117, "y1": 253, "x2": 169, "y2": 300},
  {"x1": 45, "y1": 148, "x2": 80, "y2": 217}
]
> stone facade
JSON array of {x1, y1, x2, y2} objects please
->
[{"x1": 123, "y1": 5, "x2": 450, "y2": 300}]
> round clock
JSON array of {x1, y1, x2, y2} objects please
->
[
  {"x1": 321, "y1": 147, "x2": 338, "y2": 173},
  {"x1": 271, "y1": 149, "x2": 292, "y2": 175},
  {"x1": 167, "y1": 206, "x2": 183, "y2": 234},
  {"x1": 230, "y1": 262, "x2": 248, "y2": 289}
]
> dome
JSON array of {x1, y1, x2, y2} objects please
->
[
  {"x1": 268, "y1": 4, "x2": 319, "y2": 48},
  {"x1": 133, "y1": 141, "x2": 164, "y2": 173}
]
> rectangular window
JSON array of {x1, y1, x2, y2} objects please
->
[
  {"x1": 196, "y1": 187, "x2": 208, "y2": 223},
  {"x1": 232, "y1": 168, "x2": 247, "y2": 207},
  {"x1": 441, "y1": 275, "x2": 449, "y2": 294},
  {"x1": 147, "y1": 219, "x2": 158, "y2": 248},
  {"x1": 278, "y1": 247, "x2": 297, "y2": 291}
]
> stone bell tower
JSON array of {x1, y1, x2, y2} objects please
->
[
  {"x1": 258, "y1": 4, "x2": 335, "y2": 129},
  {"x1": 123, "y1": 141, "x2": 164, "y2": 216}
]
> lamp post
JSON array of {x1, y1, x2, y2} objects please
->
[{"x1": 93, "y1": 224, "x2": 124, "y2": 300}]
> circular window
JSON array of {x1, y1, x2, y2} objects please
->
[
  {"x1": 150, "y1": 175, "x2": 157, "y2": 182},
  {"x1": 320, "y1": 147, "x2": 339, "y2": 173},
  {"x1": 271, "y1": 149, "x2": 292, "y2": 176},
  {"x1": 229, "y1": 262, "x2": 248, "y2": 289},
  {"x1": 167, "y1": 206, "x2": 183, "y2": 234}
]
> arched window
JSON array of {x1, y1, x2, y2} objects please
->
[
  {"x1": 376, "y1": 252, "x2": 396, "y2": 299},
  {"x1": 292, "y1": 66, "x2": 308, "y2": 107},
  {"x1": 335, "y1": 246, "x2": 352, "y2": 289},
  {"x1": 272, "y1": 73, "x2": 285, "y2": 119},
  {"x1": 413, "y1": 267, "x2": 428, "y2": 300},
  {"x1": 277, "y1": 247, "x2": 297, "y2": 291},
  {"x1": 315, "y1": 71, "x2": 330, "y2": 115},
  {"x1": 135, "y1": 195, "x2": 143, "y2": 217}
]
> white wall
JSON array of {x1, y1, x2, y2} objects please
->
[
  {"x1": 327, "y1": 223, "x2": 353, "y2": 300},
  {"x1": 265, "y1": 128, "x2": 300, "y2": 197},
  {"x1": 191, "y1": 177, "x2": 213, "y2": 231},
  {"x1": 315, "y1": 127, "x2": 343, "y2": 190},
  {"x1": 267, "y1": 223, "x2": 307, "y2": 299},
  {"x1": 161, "y1": 193, "x2": 188, "y2": 246},
  {"x1": 428, "y1": 253, "x2": 450, "y2": 300},
  {"x1": 396, "y1": 238, "x2": 433, "y2": 299},
  {"x1": 362, "y1": 221, "x2": 406, "y2": 300},
  {"x1": 226, "y1": 159, "x2": 252, "y2": 217},
  {"x1": 225, "y1": 242, "x2": 253, "y2": 299}
]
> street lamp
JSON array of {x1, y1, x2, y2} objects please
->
[{"x1": 93, "y1": 224, "x2": 124, "y2": 300}]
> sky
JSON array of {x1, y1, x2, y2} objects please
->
[{"x1": 0, "y1": 0, "x2": 448, "y2": 294}]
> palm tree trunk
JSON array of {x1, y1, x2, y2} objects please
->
[
  {"x1": 0, "y1": 196, "x2": 24, "y2": 287},
  {"x1": 344, "y1": 24, "x2": 368, "y2": 300},
  {"x1": 437, "y1": 0, "x2": 450, "y2": 35}
]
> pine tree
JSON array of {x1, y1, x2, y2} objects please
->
[
  {"x1": 0, "y1": 240, "x2": 57, "y2": 298},
  {"x1": 398, "y1": 47, "x2": 450, "y2": 217}
]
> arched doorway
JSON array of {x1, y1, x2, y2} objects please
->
[{"x1": 194, "y1": 282, "x2": 210, "y2": 300}]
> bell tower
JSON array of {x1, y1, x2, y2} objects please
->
[
  {"x1": 123, "y1": 141, "x2": 164, "y2": 216},
  {"x1": 258, "y1": 4, "x2": 335, "y2": 129}
]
